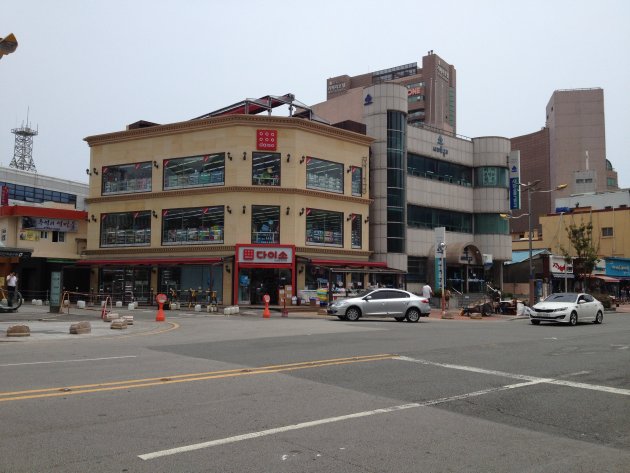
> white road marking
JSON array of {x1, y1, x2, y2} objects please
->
[
  {"x1": 395, "y1": 356, "x2": 630, "y2": 396},
  {"x1": 138, "y1": 355, "x2": 630, "y2": 461},
  {"x1": 139, "y1": 379, "x2": 544, "y2": 460},
  {"x1": 0, "y1": 355, "x2": 137, "y2": 367}
]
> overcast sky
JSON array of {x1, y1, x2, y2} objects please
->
[{"x1": 2, "y1": 0, "x2": 629, "y2": 188}]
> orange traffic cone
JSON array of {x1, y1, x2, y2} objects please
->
[{"x1": 263, "y1": 294, "x2": 271, "y2": 318}]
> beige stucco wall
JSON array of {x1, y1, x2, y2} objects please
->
[{"x1": 84, "y1": 115, "x2": 373, "y2": 258}]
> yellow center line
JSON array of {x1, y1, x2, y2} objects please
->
[{"x1": 0, "y1": 354, "x2": 396, "y2": 403}]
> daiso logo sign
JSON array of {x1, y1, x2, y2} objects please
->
[{"x1": 238, "y1": 245, "x2": 294, "y2": 264}]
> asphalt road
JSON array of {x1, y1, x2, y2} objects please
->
[{"x1": 1, "y1": 306, "x2": 629, "y2": 472}]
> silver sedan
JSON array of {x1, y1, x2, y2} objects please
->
[
  {"x1": 327, "y1": 288, "x2": 431, "y2": 322},
  {"x1": 530, "y1": 292, "x2": 604, "y2": 326}
]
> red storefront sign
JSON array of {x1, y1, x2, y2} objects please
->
[
  {"x1": 256, "y1": 129, "x2": 277, "y2": 150},
  {"x1": 237, "y1": 245, "x2": 294, "y2": 264}
]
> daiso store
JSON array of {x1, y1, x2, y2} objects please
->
[{"x1": 234, "y1": 244, "x2": 296, "y2": 306}]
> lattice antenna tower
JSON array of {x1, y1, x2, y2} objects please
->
[{"x1": 10, "y1": 111, "x2": 38, "y2": 172}]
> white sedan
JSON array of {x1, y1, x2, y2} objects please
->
[{"x1": 530, "y1": 292, "x2": 604, "y2": 326}]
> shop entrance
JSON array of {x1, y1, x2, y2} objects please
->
[{"x1": 239, "y1": 267, "x2": 292, "y2": 305}]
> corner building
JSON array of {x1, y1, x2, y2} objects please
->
[
  {"x1": 83, "y1": 112, "x2": 374, "y2": 305},
  {"x1": 314, "y1": 83, "x2": 512, "y2": 293}
]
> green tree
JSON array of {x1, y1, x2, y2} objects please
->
[{"x1": 560, "y1": 218, "x2": 599, "y2": 291}]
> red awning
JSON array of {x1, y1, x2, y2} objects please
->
[
  {"x1": 0, "y1": 205, "x2": 87, "y2": 220},
  {"x1": 77, "y1": 257, "x2": 222, "y2": 266},
  {"x1": 587, "y1": 275, "x2": 620, "y2": 283},
  {"x1": 309, "y1": 259, "x2": 388, "y2": 268}
]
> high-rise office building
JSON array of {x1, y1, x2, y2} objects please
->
[
  {"x1": 510, "y1": 88, "x2": 618, "y2": 234},
  {"x1": 325, "y1": 51, "x2": 456, "y2": 134}
]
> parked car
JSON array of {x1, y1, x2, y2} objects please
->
[
  {"x1": 530, "y1": 292, "x2": 604, "y2": 326},
  {"x1": 327, "y1": 288, "x2": 431, "y2": 322}
]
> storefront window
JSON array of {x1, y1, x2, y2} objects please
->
[
  {"x1": 158, "y1": 265, "x2": 223, "y2": 304},
  {"x1": 252, "y1": 152, "x2": 280, "y2": 186},
  {"x1": 163, "y1": 153, "x2": 225, "y2": 190},
  {"x1": 162, "y1": 206, "x2": 224, "y2": 245},
  {"x1": 306, "y1": 157, "x2": 343, "y2": 193},
  {"x1": 306, "y1": 208, "x2": 343, "y2": 247},
  {"x1": 100, "y1": 211, "x2": 151, "y2": 247},
  {"x1": 351, "y1": 166, "x2": 362, "y2": 196},
  {"x1": 102, "y1": 162, "x2": 152, "y2": 195},
  {"x1": 351, "y1": 213, "x2": 362, "y2": 249},
  {"x1": 251, "y1": 205, "x2": 280, "y2": 244}
]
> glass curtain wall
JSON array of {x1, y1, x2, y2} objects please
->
[{"x1": 387, "y1": 111, "x2": 406, "y2": 253}]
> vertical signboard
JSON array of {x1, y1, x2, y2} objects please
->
[
  {"x1": 508, "y1": 150, "x2": 521, "y2": 210},
  {"x1": 434, "y1": 227, "x2": 446, "y2": 290},
  {"x1": 50, "y1": 271, "x2": 63, "y2": 313}
]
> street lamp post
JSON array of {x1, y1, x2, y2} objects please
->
[{"x1": 519, "y1": 181, "x2": 567, "y2": 305}]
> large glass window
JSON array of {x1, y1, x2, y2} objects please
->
[
  {"x1": 306, "y1": 208, "x2": 343, "y2": 247},
  {"x1": 102, "y1": 162, "x2": 152, "y2": 195},
  {"x1": 350, "y1": 213, "x2": 362, "y2": 249},
  {"x1": 0, "y1": 182, "x2": 77, "y2": 206},
  {"x1": 407, "y1": 256, "x2": 428, "y2": 283},
  {"x1": 474, "y1": 214, "x2": 509, "y2": 234},
  {"x1": 306, "y1": 157, "x2": 343, "y2": 194},
  {"x1": 474, "y1": 167, "x2": 509, "y2": 188},
  {"x1": 351, "y1": 166, "x2": 363, "y2": 196},
  {"x1": 163, "y1": 153, "x2": 225, "y2": 190},
  {"x1": 100, "y1": 211, "x2": 151, "y2": 247},
  {"x1": 252, "y1": 152, "x2": 280, "y2": 186},
  {"x1": 162, "y1": 206, "x2": 224, "y2": 245},
  {"x1": 251, "y1": 205, "x2": 280, "y2": 244},
  {"x1": 407, "y1": 205, "x2": 473, "y2": 233},
  {"x1": 408, "y1": 153, "x2": 472, "y2": 186}
]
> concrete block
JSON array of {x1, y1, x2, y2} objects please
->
[
  {"x1": 194, "y1": 304, "x2": 202, "y2": 312},
  {"x1": 7, "y1": 325, "x2": 30, "y2": 337},
  {"x1": 127, "y1": 303, "x2": 135, "y2": 310},
  {"x1": 36, "y1": 299, "x2": 43, "y2": 306},
  {"x1": 103, "y1": 312, "x2": 119, "y2": 322},
  {"x1": 115, "y1": 301, "x2": 123, "y2": 308},
  {"x1": 110, "y1": 318, "x2": 128, "y2": 329},
  {"x1": 122, "y1": 315, "x2": 134, "y2": 325},
  {"x1": 69, "y1": 321, "x2": 91, "y2": 334},
  {"x1": 31, "y1": 299, "x2": 37, "y2": 305},
  {"x1": 77, "y1": 300, "x2": 86, "y2": 309}
]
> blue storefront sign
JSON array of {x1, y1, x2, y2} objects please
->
[
  {"x1": 508, "y1": 151, "x2": 521, "y2": 210},
  {"x1": 606, "y1": 258, "x2": 630, "y2": 278}
]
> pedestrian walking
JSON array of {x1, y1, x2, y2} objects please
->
[
  {"x1": 6, "y1": 271, "x2": 18, "y2": 307},
  {"x1": 422, "y1": 283, "x2": 433, "y2": 299}
]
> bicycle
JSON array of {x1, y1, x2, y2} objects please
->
[{"x1": 0, "y1": 287, "x2": 23, "y2": 312}]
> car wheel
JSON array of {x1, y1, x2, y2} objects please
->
[
  {"x1": 394, "y1": 316, "x2": 405, "y2": 322},
  {"x1": 531, "y1": 319, "x2": 540, "y2": 325},
  {"x1": 346, "y1": 307, "x2": 361, "y2": 322},
  {"x1": 594, "y1": 311, "x2": 603, "y2": 324},
  {"x1": 406, "y1": 308, "x2": 420, "y2": 323},
  {"x1": 337, "y1": 315, "x2": 347, "y2": 321},
  {"x1": 569, "y1": 312, "x2": 578, "y2": 326}
]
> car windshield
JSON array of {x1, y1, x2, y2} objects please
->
[{"x1": 543, "y1": 293, "x2": 578, "y2": 303}]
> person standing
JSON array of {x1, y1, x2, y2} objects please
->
[
  {"x1": 6, "y1": 271, "x2": 18, "y2": 307},
  {"x1": 422, "y1": 283, "x2": 433, "y2": 299}
]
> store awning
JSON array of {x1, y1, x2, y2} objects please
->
[
  {"x1": 587, "y1": 275, "x2": 620, "y2": 283},
  {"x1": 309, "y1": 259, "x2": 388, "y2": 268},
  {"x1": 77, "y1": 257, "x2": 222, "y2": 266}
]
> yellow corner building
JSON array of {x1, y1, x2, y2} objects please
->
[{"x1": 83, "y1": 97, "x2": 375, "y2": 306}]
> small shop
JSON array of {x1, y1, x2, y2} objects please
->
[
  {"x1": 548, "y1": 255, "x2": 574, "y2": 293},
  {"x1": 235, "y1": 244, "x2": 295, "y2": 305}
]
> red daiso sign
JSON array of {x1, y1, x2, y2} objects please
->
[
  {"x1": 256, "y1": 129, "x2": 277, "y2": 150},
  {"x1": 238, "y1": 245, "x2": 293, "y2": 264}
]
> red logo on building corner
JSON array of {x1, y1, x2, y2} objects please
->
[{"x1": 256, "y1": 129, "x2": 277, "y2": 150}]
